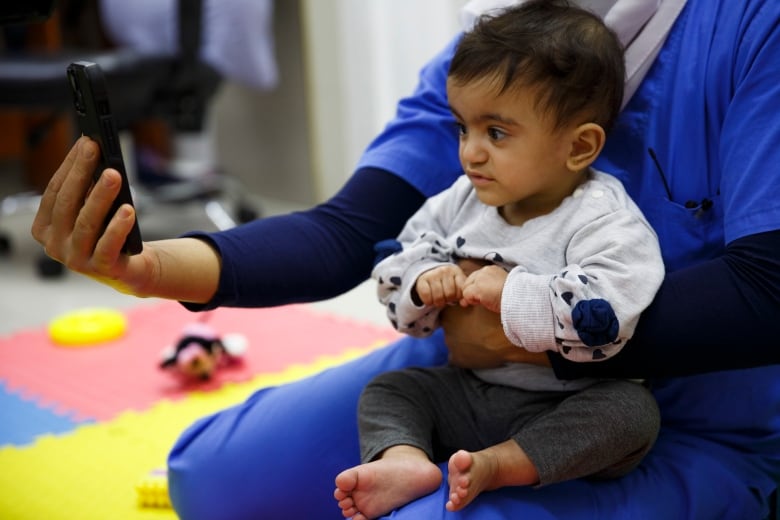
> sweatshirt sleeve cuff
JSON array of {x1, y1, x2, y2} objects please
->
[{"x1": 500, "y1": 269, "x2": 557, "y2": 352}]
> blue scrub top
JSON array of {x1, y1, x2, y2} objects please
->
[{"x1": 358, "y1": 0, "x2": 780, "y2": 495}]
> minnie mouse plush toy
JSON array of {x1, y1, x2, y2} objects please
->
[{"x1": 160, "y1": 321, "x2": 247, "y2": 380}]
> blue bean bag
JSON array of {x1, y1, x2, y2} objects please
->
[{"x1": 167, "y1": 331, "x2": 780, "y2": 519}]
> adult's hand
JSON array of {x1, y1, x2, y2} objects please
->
[
  {"x1": 440, "y1": 304, "x2": 549, "y2": 368},
  {"x1": 440, "y1": 258, "x2": 550, "y2": 369},
  {"x1": 31, "y1": 137, "x2": 220, "y2": 303}
]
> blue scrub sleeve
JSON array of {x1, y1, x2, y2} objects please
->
[{"x1": 356, "y1": 34, "x2": 464, "y2": 198}]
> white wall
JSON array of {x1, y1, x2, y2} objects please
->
[
  {"x1": 213, "y1": 0, "x2": 314, "y2": 206},
  {"x1": 301, "y1": 0, "x2": 465, "y2": 200}
]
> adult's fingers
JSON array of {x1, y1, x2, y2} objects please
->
[
  {"x1": 49, "y1": 137, "x2": 101, "y2": 240},
  {"x1": 31, "y1": 137, "x2": 86, "y2": 241},
  {"x1": 90, "y1": 203, "x2": 136, "y2": 274},
  {"x1": 69, "y1": 167, "x2": 123, "y2": 263}
]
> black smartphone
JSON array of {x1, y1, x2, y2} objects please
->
[{"x1": 66, "y1": 61, "x2": 143, "y2": 255}]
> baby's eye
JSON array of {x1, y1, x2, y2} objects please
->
[
  {"x1": 488, "y1": 127, "x2": 506, "y2": 140},
  {"x1": 453, "y1": 122, "x2": 467, "y2": 136}
]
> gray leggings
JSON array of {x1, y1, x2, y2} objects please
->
[{"x1": 357, "y1": 366, "x2": 660, "y2": 486}]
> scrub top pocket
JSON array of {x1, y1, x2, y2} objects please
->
[{"x1": 642, "y1": 194, "x2": 724, "y2": 273}]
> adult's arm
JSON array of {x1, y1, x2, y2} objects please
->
[
  {"x1": 183, "y1": 166, "x2": 426, "y2": 309},
  {"x1": 31, "y1": 138, "x2": 424, "y2": 306},
  {"x1": 549, "y1": 228, "x2": 780, "y2": 379},
  {"x1": 439, "y1": 229, "x2": 780, "y2": 376}
]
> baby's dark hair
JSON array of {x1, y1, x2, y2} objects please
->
[{"x1": 449, "y1": 0, "x2": 625, "y2": 133}]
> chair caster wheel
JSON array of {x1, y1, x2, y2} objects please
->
[
  {"x1": 0, "y1": 235, "x2": 11, "y2": 256},
  {"x1": 237, "y1": 204, "x2": 259, "y2": 223},
  {"x1": 37, "y1": 254, "x2": 65, "y2": 278}
]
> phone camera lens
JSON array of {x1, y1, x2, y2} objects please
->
[{"x1": 67, "y1": 69, "x2": 86, "y2": 114}]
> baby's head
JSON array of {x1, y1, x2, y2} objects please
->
[{"x1": 448, "y1": 0, "x2": 624, "y2": 134}]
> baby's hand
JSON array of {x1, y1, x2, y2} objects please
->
[
  {"x1": 460, "y1": 265, "x2": 507, "y2": 313},
  {"x1": 414, "y1": 264, "x2": 467, "y2": 307}
]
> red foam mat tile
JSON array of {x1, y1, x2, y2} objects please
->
[{"x1": 0, "y1": 302, "x2": 398, "y2": 421}]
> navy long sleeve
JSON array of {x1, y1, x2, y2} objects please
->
[{"x1": 183, "y1": 167, "x2": 426, "y2": 310}]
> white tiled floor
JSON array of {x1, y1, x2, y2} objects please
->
[{"x1": 0, "y1": 168, "x2": 386, "y2": 337}]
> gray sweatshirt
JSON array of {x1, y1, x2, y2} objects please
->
[{"x1": 372, "y1": 170, "x2": 665, "y2": 391}]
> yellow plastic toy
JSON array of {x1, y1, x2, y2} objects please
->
[
  {"x1": 48, "y1": 308, "x2": 128, "y2": 346},
  {"x1": 135, "y1": 469, "x2": 172, "y2": 508}
]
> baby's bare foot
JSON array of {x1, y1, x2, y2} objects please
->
[
  {"x1": 446, "y1": 449, "x2": 497, "y2": 512},
  {"x1": 334, "y1": 453, "x2": 442, "y2": 519}
]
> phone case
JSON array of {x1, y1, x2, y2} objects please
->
[{"x1": 66, "y1": 61, "x2": 143, "y2": 255}]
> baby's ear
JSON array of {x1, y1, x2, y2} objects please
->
[{"x1": 567, "y1": 123, "x2": 605, "y2": 171}]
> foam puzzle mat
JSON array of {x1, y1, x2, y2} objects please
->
[{"x1": 0, "y1": 302, "x2": 397, "y2": 519}]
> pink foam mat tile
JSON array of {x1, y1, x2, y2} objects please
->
[{"x1": 0, "y1": 302, "x2": 398, "y2": 422}]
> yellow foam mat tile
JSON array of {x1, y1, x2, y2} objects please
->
[{"x1": 0, "y1": 345, "x2": 380, "y2": 520}]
